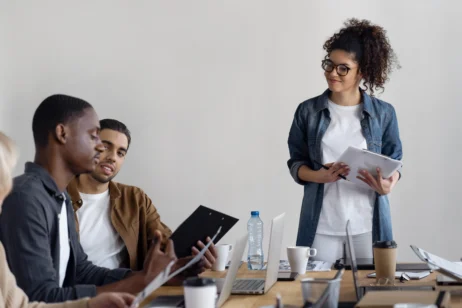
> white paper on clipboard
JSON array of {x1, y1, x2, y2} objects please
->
[
  {"x1": 410, "y1": 245, "x2": 462, "y2": 281},
  {"x1": 336, "y1": 146, "x2": 403, "y2": 189},
  {"x1": 130, "y1": 226, "x2": 222, "y2": 308}
]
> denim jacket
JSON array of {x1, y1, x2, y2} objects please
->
[{"x1": 287, "y1": 89, "x2": 403, "y2": 246}]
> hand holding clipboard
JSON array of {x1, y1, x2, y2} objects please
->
[
  {"x1": 130, "y1": 226, "x2": 222, "y2": 308},
  {"x1": 334, "y1": 146, "x2": 403, "y2": 192}
]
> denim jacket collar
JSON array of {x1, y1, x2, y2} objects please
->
[{"x1": 313, "y1": 89, "x2": 376, "y2": 119}]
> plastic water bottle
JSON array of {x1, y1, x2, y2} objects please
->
[{"x1": 247, "y1": 211, "x2": 264, "y2": 270}]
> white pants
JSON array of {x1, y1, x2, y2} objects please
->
[{"x1": 311, "y1": 232, "x2": 373, "y2": 263}]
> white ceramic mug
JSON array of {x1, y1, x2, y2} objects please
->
[
  {"x1": 287, "y1": 246, "x2": 317, "y2": 275},
  {"x1": 212, "y1": 244, "x2": 233, "y2": 271},
  {"x1": 183, "y1": 277, "x2": 217, "y2": 308}
]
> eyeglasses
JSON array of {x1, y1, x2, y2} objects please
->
[{"x1": 321, "y1": 59, "x2": 352, "y2": 77}]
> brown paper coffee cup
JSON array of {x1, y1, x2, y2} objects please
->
[{"x1": 373, "y1": 240, "x2": 397, "y2": 285}]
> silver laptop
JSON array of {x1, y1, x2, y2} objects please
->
[
  {"x1": 345, "y1": 220, "x2": 364, "y2": 301},
  {"x1": 228, "y1": 212, "x2": 285, "y2": 295},
  {"x1": 345, "y1": 220, "x2": 433, "y2": 299},
  {"x1": 215, "y1": 233, "x2": 248, "y2": 306},
  {"x1": 146, "y1": 233, "x2": 248, "y2": 308},
  {"x1": 146, "y1": 213, "x2": 285, "y2": 306}
]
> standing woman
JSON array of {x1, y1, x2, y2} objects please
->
[{"x1": 287, "y1": 19, "x2": 402, "y2": 263}]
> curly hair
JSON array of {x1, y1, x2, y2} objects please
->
[{"x1": 323, "y1": 18, "x2": 400, "y2": 96}]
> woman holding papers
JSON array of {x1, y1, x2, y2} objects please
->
[{"x1": 287, "y1": 19, "x2": 403, "y2": 263}]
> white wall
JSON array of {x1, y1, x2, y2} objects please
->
[
  {"x1": 2, "y1": 0, "x2": 461, "y2": 262},
  {"x1": 0, "y1": 2, "x2": 11, "y2": 133}
]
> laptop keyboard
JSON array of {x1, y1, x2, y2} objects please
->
[{"x1": 232, "y1": 279, "x2": 265, "y2": 291}]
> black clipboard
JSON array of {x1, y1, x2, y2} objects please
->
[{"x1": 170, "y1": 205, "x2": 239, "y2": 258}]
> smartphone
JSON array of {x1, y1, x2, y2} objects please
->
[{"x1": 277, "y1": 272, "x2": 299, "y2": 281}]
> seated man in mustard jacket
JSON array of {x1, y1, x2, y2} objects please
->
[{"x1": 67, "y1": 119, "x2": 217, "y2": 273}]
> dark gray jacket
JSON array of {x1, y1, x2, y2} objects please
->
[{"x1": 0, "y1": 162, "x2": 130, "y2": 302}]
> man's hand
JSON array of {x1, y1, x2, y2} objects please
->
[
  {"x1": 191, "y1": 236, "x2": 218, "y2": 269},
  {"x1": 95, "y1": 230, "x2": 177, "y2": 296},
  {"x1": 165, "y1": 256, "x2": 206, "y2": 286},
  {"x1": 88, "y1": 292, "x2": 135, "y2": 308},
  {"x1": 143, "y1": 230, "x2": 177, "y2": 284}
]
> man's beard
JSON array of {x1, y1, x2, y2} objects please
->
[{"x1": 91, "y1": 172, "x2": 117, "y2": 184}]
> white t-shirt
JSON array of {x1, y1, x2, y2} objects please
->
[
  {"x1": 316, "y1": 100, "x2": 376, "y2": 236},
  {"x1": 58, "y1": 197, "x2": 70, "y2": 287},
  {"x1": 76, "y1": 190, "x2": 127, "y2": 269}
]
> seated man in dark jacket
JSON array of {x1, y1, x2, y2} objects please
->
[{"x1": 0, "y1": 94, "x2": 194, "y2": 302}]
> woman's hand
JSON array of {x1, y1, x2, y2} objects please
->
[
  {"x1": 357, "y1": 168, "x2": 399, "y2": 195},
  {"x1": 316, "y1": 162, "x2": 350, "y2": 183}
]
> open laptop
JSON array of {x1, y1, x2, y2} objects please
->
[
  {"x1": 215, "y1": 233, "x2": 248, "y2": 306},
  {"x1": 338, "y1": 221, "x2": 434, "y2": 308},
  {"x1": 147, "y1": 212, "x2": 285, "y2": 306},
  {"x1": 336, "y1": 220, "x2": 363, "y2": 307},
  {"x1": 146, "y1": 233, "x2": 248, "y2": 308},
  {"x1": 336, "y1": 241, "x2": 430, "y2": 272},
  {"x1": 228, "y1": 212, "x2": 285, "y2": 295},
  {"x1": 336, "y1": 258, "x2": 431, "y2": 271}
]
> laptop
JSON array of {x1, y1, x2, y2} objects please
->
[
  {"x1": 146, "y1": 233, "x2": 248, "y2": 308},
  {"x1": 336, "y1": 257, "x2": 431, "y2": 271},
  {"x1": 147, "y1": 211, "x2": 285, "y2": 306},
  {"x1": 338, "y1": 221, "x2": 434, "y2": 308},
  {"x1": 227, "y1": 212, "x2": 285, "y2": 295},
  {"x1": 215, "y1": 234, "x2": 248, "y2": 306},
  {"x1": 336, "y1": 241, "x2": 430, "y2": 271},
  {"x1": 337, "y1": 221, "x2": 363, "y2": 307}
]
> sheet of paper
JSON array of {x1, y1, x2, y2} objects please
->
[
  {"x1": 130, "y1": 260, "x2": 175, "y2": 308},
  {"x1": 279, "y1": 260, "x2": 332, "y2": 272},
  {"x1": 423, "y1": 251, "x2": 462, "y2": 278},
  {"x1": 130, "y1": 226, "x2": 222, "y2": 308},
  {"x1": 411, "y1": 245, "x2": 462, "y2": 279}
]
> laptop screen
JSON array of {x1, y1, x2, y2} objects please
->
[
  {"x1": 263, "y1": 212, "x2": 285, "y2": 292},
  {"x1": 346, "y1": 220, "x2": 360, "y2": 301}
]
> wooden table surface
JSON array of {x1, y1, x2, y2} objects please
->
[{"x1": 144, "y1": 264, "x2": 462, "y2": 307}]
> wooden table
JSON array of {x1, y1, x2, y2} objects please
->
[{"x1": 144, "y1": 264, "x2": 462, "y2": 307}]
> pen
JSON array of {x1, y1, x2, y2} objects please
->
[{"x1": 313, "y1": 160, "x2": 347, "y2": 180}]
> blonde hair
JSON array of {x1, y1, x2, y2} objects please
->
[{"x1": 0, "y1": 132, "x2": 18, "y2": 198}]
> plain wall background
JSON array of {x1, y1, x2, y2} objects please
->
[{"x1": 1, "y1": 0, "x2": 461, "y2": 262}]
